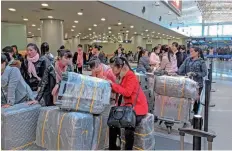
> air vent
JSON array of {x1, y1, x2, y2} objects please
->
[{"x1": 40, "y1": 7, "x2": 54, "y2": 11}]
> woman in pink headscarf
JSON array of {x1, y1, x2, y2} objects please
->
[{"x1": 23, "y1": 43, "x2": 50, "y2": 91}]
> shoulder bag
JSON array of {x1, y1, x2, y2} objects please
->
[{"x1": 107, "y1": 85, "x2": 140, "y2": 128}]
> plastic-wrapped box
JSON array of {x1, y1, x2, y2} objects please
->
[
  {"x1": 35, "y1": 107, "x2": 94, "y2": 150},
  {"x1": 1, "y1": 103, "x2": 41, "y2": 150},
  {"x1": 135, "y1": 72, "x2": 148, "y2": 90},
  {"x1": 57, "y1": 72, "x2": 111, "y2": 114},
  {"x1": 154, "y1": 75, "x2": 198, "y2": 99},
  {"x1": 121, "y1": 113, "x2": 155, "y2": 150},
  {"x1": 91, "y1": 105, "x2": 111, "y2": 150},
  {"x1": 143, "y1": 89, "x2": 154, "y2": 113},
  {"x1": 154, "y1": 94, "x2": 191, "y2": 122}
]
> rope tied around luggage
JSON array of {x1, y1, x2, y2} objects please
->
[
  {"x1": 11, "y1": 141, "x2": 34, "y2": 150},
  {"x1": 75, "y1": 76, "x2": 86, "y2": 110},
  {"x1": 41, "y1": 110, "x2": 51, "y2": 147},
  {"x1": 57, "y1": 113, "x2": 67, "y2": 150},
  {"x1": 121, "y1": 140, "x2": 143, "y2": 150},
  {"x1": 96, "y1": 116, "x2": 103, "y2": 149},
  {"x1": 90, "y1": 81, "x2": 98, "y2": 113}
]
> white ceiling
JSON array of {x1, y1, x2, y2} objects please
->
[{"x1": 1, "y1": 1, "x2": 187, "y2": 41}]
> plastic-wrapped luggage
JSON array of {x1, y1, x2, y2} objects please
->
[
  {"x1": 35, "y1": 107, "x2": 94, "y2": 150},
  {"x1": 121, "y1": 113, "x2": 155, "y2": 150},
  {"x1": 143, "y1": 89, "x2": 154, "y2": 113},
  {"x1": 91, "y1": 105, "x2": 111, "y2": 150},
  {"x1": 57, "y1": 72, "x2": 111, "y2": 114},
  {"x1": 154, "y1": 75, "x2": 198, "y2": 99},
  {"x1": 155, "y1": 94, "x2": 191, "y2": 122},
  {"x1": 23, "y1": 143, "x2": 46, "y2": 150},
  {"x1": 135, "y1": 72, "x2": 148, "y2": 90},
  {"x1": 1, "y1": 103, "x2": 41, "y2": 150}
]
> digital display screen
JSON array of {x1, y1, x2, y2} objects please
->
[{"x1": 168, "y1": 0, "x2": 182, "y2": 13}]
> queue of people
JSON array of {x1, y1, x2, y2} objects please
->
[{"x1": 1, "y1": 41, "x2": 207, "y2": 150}]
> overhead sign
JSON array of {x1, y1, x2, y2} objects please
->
[{"x1": 162, "y1": 0, "x2": 182, "y2": 16}]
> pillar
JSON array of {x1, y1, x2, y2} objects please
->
[
  {"x1": 40, "y1": 19, "x2": 64, "y2": 55},
  {"x1": 72, "y1": 36, "x2": 80, "y2": 52},
  {"x1": 133, "y1": 35, "x2": 143, "y2": 52},
  {"x1": 1, "y1": 22, "x2": 27, "y2": 51}
]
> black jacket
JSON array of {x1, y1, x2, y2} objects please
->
[
  {"x1": 35, "y1": 65, "x2": 56, "y2": 106},
  {"x1": 176, "y1": 52, "x2": 188, "y2": 68},
  {"x1": 73, "y1": 52, "x2": 87, "y2": 65},
  {"x1": 23, "y1": 56, "x2": 50, "y2": 91}
]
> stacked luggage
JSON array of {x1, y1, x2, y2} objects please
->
[
  {"x1": 1, "y1": 103, "x2": 41, "y2": 150},
  {"x1": 153, "y1": 75, "x2": 198, "y2": 133},
  {"x1": 35, "y1": 72, "x2": 112, "y2": 150},
  {"x1": 135, "y1": 72, "x2": 154, "y2": 113}
]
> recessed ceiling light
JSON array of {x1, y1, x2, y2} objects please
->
[
  {"x1": 101, "y1": 18, "x2": 106, "y2": 21},
  {"x1": 134, "y1": 32, "x2": 137, "y2": 34},
  {"x1": 79, "y1": 33, "x2": 81, "y2": 35},
  {"x1": 71, "y1": 29, "x2": 74, "y2": 32},
  {"x1": 88, "y1": 28, "x2": 92, "y2": 31},
  {"x1": 152, "y1": 31, "x2": 155, "y2": 34},
  {"x1": 156, "y1": 36, "x2": 158, "y2": 38},
  {"x1": 23, "y1": 18, "x2": 28, "y2": 21},
  {"x1": 126, "y1": 30, "x2": 129, "y2": 33},
  {"x1": 158, "y1": 33, "x2": 160, "y2": 35},
  {"x1": 74, "y1": 20, "x2": 79, "y2": 23},
  {"x1": 28, "y1": 32, "x2": 31, "y2": 34},
  {"x1": 130, "y1": 25, "x2": 134, "y2": 28},
  {"x1": 109, "y1": 31, "x2": 112, "y2": 33},
  {"x1": 93, "y1": 24, "x2": 97, "y2": 27},
  {"x1": 103, "y1": 33, "x2": 106, "y2": 35},
  {"x1": 72, "y1": 25, "x2": 76, "y2": 28},
  {"x1": 37, "y1": 28, "x2": 40, "y2": 31},
  {"x1": 118, "y1": 33, "x2": 121, "y2": 34},
  {"x1": 8, "y1": 8, "x2": 16, "y2": 12},
  {"x1": 147, "y1": 34, "x2": 149, "y2": 36},
  {"x1": 118, "y1": 22, "x2": 122, "y2": 25},
  {"x1": 93, "y1": 32, "x2": 95, "y2": 34},
  {"x1": 48, "y1": 16, "x2": 53, "y2": 19},
  {"x1": 163, "y1": 34, "x2": 165, "y2": 36},
  {"x1": 77, "y1": 12, "x2": 83, "y2": 15},
  {"x1": 108, "y1": 27, "x2": 111, "y2": 30},
  {"x1": 32, "y1": 24, "x2": 36, "y2": 27},
  {"x1": 89, "y1": 34, "x2": 92, "y2": 36},
  {"x1": 145, "y1": 29, "x2": 149, "y2": 32},
  {"x1": 141, "y1": 33, "x2": 144, "y2": 35},
  {"x1": 41, "y1": 3, "x2": 48, "y2": 7},
  {"x1": 32, "y1": 34, "x2": 34, "y2": 36}
]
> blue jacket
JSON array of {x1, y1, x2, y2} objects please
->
[{"x1": 1, "y1": 66, "x2": 34, "y2": 105}]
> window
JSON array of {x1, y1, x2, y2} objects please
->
[
  {"x1": 204, "y1": 26, "x2": 208, "y2": 36},
  {"x1": 189, "y1": 26, "x2": 202, "y2": 37},
  {"x1": 223, "y1": 25, "x2": 232, "y2": 35},
  {"x1": 209, "y1": 25, "x2": 217, "y2": 36}
]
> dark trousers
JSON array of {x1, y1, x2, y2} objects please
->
[
  {"x1": 109, "y1": 115, "x2": 144, "y2": 150},
  {"x1": 193, "y1": 87, "x2": 203, "y2": 114},
  {"x1": 78, "y1": 67, "x2": 82, "y2": 74}
]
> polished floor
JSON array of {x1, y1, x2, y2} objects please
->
[{"x1": 208, "y1": 60, "x2": 232, "y2": 150}]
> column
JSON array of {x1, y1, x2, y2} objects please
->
[
  {"x1": 40, "y1": 19, "x2": 64, "y2": 55},
  {"x1": 1, "y1": 22, "x2": 27, "y2": 51},
  {"x1": 72, "y1": 36, "x2": 80, "y2": 51},
  {"x1": 133, "y1": 34, "x2": 143, "y2": 51}
]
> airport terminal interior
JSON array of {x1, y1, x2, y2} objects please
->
[{"x1": 1, "y1": 0, "x2": 232, "y2": 150}]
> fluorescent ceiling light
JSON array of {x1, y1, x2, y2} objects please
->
[
  {"x1": 41, "y1": 3, "x2": 48, "y2": 7},
  {"x1": 101, "y1": 18, "x2": 106, "y2": 21},
  {"x1": 72, "y1": 25, "x2": 76, "y2": 28},
  {"x1": 23, "y1": 18, "x2": 28, "y2": 21},
  {"x1": 37, "y1": 28, "x2": 40, "y2": 31},
  {"x1": 130, "y1": 25, "x2": 134, "y2": 28},
  {"x1": 88, "y1": 28, "x2": 92, "y2": 31},
  {"x1": 74, "y1": 20, "x2": 79, "y2": 23},
  {"x1": 71, "y1": 29, "x2": 74, "y2": 32},
  {"x1": 118, "y1": 22, "x2": 122, "y2": 25},
  {"x1": 126, "y1": 30, "x2": 129, "y2": 33},
  {"x1": 8, "y1": 8, "x2": 16, "y2": 12},
  {"x1": 145, "y1": 29, "x2": 149, "y2": 32},
  {"x1": 93, "y1": 24, "x2": 97, "y2": 27},
  {"x1": 48, "y1": 16, "x2": 53, "y2": 19},
  {"x1": 77, "y1": 12, "x2": 83, "y2": 15},
  {"x1": 108, "y1": 27, "x2": 111, "y2": 30},
  {"x1": 32, "y1": 24, "x2": 36, "y2": 27},
  {"x1": 118, "y1": 33, "x2": 121, "y2": 34}
]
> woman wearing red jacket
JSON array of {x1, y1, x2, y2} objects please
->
[{"x1": 108, "y1": 57, "x2": 148, "y2": 150}]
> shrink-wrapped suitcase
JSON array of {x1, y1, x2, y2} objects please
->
[
  {"x1": 121, "y1": 113, "x2": 155, "y2": 150},
  {"x1": 135, "y1": 72, "x2": 148, "y2": 90},
  {"x1": 57, "y1": 72, "x2": 111, "y2": 114},
  {"x1": 154, "y1": 75, "x2": 198, "y2": 99},
  {"x1": 1, "y1": 103, "x2": 41, "y2": 150},
  {"x1": 23, "y1": 143, "x2": 46, "y2": 150},
  {"x1": 143, "y1": 89, "x2": 154, "y2": 113},
  {"x1": 154, "y1": 94, "x2": 191, "y2": 122},
  {"x1": 91, "y1": 105, "x2": 111, "y2": 150},
  {"x1": 36, "y1": 107, "x2": 94, "y2": 150}
]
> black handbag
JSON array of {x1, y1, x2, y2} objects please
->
[{"x1": 107, "y1": 86, "x2": 140, "y2": 128}]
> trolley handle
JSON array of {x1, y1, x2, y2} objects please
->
[{"x1": 178, "y1": 128, "x2": 216, "y2": 142}]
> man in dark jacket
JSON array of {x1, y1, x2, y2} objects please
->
[{"x1": 176, "y1": 45, "x2": 188, "y2": 68}]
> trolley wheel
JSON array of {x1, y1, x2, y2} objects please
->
[
  {"x1": 167, "y1": 126, "x2": 172, "y2": 134},
  {"x1": 159, "y1": 120, "x2": 163, "y2": 125}
]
